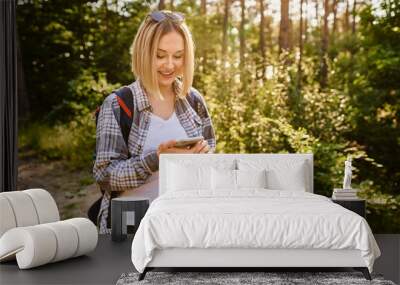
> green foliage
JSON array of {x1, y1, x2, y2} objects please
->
[
  {"x1": 18, "y1": 68, "x2": 120, "y2": 168},
  {"x1": 47, "y1": 69, "x2": 119, "y2": 122},
  {"x1": 331, "y1": 1, "x2": 400, "y2": 230},
  {"x1": 359, "y1": 181, "x2": 400, "y2": 233},
  {"x1": 17, "y1": 0, "x2": 151, "y2": 121},
  {"x1": 17, "y1": 0, "x2": 400, "y2": 232},
  {"x1": 201, "y1": 54, "x2": 378, "y2": 198},
  {"x1": 349, "y1": 2, "x2": 400, "y2": 196},
  {"x1": 19, "y1": 114, "x2": 94, "y2": 169}
]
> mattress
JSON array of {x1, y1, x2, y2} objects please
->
[{"x1": 131, "y1": 190, "x2": 380, "y2": 273}]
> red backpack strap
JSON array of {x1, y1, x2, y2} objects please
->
[
  {"x1": 114, "y1": 86, "x2": 134, "y2": 150},
  {"x1": 116, "y1": 96, "x2": 132, "y2": 119}
]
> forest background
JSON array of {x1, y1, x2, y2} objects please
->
[{"x1": 16, "y1": 0, "x2": 400, "y2": 233}]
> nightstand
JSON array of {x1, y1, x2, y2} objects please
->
[
  {"x1": 111, "y1": 197, "x2": 149, "y2": 242},
  {"x1": 331, "y1": 198, "x2": 366, "y2": 218}
]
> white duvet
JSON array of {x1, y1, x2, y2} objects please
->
[{"x1": 131, "y1": 190, "x2": 380, "y2": 273}]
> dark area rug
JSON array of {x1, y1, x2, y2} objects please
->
[{"x1": 116, "y1": 271, "x2": 396, "y2": 285}]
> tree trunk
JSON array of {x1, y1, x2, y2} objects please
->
[
  {"x1": 279, "y1": 0, "x2": 290, "y2": 52},
  {"x1": 239, "y1": 0, "x2": 247, "y2": 84},
  {"x1": 304, "y1": 0, "x2": 308, "y2": 43},
  {"x1": 320, "y1": 0, "x2": 329, "y2": 88},
  {"x1": 297, "y1": 0, "x2": 304, "y2": 92},
  {"x1": 344, "y1": 0, "x2": 350, "y2": 32},
  {"x1": 222, "y1": 0, "x2": 230, "y2": 69},
  {"x1": 352, "y1": 0, "x2": 356, "y2": 34},
  {"x1": 158, "y1": 0, "x2": 165, "y2": 10},
  {"x1": 288, "y1": 18, "x2": 293, "y2": 51},
  {"x1": 265, "y1": 11, "x2": 273, "y2": 56},
  {"x1": 332, "y1": 0, "x2": 338, "y2": 37},
  {"x1": 200, "y1": 0, "x2": 207, "y2": 70},
  {"x1": 239, "y1": 0, "x2": 245, "y2": 70},
  {"x1": 170, "y1": 0, "x2": 174, "y2": 10},
  {"x1": 102, "y1": 0, "x2": 108, "y2": 33},
  {"x1": 201, "y1": 0, "x2": 206, "y2": 15},
  {"x1": 259, "y1": 0, "x2": 266, "y2": 79}
]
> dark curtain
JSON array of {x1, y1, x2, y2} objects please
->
[{"x1": 0, "y1": 0, "x2": 18, "y2": 192}]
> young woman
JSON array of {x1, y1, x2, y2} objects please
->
[{"x1": 93, "y1": 10, "x2": 216, "y2": 234}]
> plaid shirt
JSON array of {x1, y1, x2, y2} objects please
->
[{"x1": 93, "y1": 80, "x2": 216, "y2": 233}]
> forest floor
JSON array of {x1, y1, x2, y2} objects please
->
[{"x1": 17, "y1": 149, "x2": 100, "y2": 220}]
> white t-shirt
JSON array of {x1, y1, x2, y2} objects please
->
[{"x1": 121, "y1": 111, "x2": 188, "y2": 202}]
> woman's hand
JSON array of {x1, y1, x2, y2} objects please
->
[
  {"x1": 187, "y1": 139, "x2": 210, "y2": 154},
  {"x1": 183, "y1": 140, "x2": 210, "y2": 153},
  {"x1": 157, "y1": 140, "x2": 178, "y2": 157},
  {"x1": 157, "y1": 139, "x2": 211, "y2": 157}
]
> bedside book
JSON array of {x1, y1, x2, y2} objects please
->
[
  {"x1": 332, "y1": 188, "x2": 359, "y2": 200},
  {"x1": 333, "y1": 188, "x2": 358, "y2": 193},
  {"x1": 332, "y1": 195, "x2": 360, "y2": 200}
]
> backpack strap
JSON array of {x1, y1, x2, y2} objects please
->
[
  {"x1": 114, "y1": 86, "x2": 134, "y2": 149},
  {"x1": 92, "y1": 87, "x2": 133, "y2": 161}
]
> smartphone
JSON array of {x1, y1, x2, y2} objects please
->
[{"x1": 174, "y1": 136, "x2": 204, "y2": 148}]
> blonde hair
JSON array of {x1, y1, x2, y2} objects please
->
[{"x1": 130, "y1": 11, "x2": 195, "y2": 100}]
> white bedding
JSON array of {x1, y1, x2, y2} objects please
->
[{"x1": 131, "y1": 190, "x2": 380, "y2": 273}]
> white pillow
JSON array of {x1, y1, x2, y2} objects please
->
[
  {"x1": 211, "y1": 169, "x2": 267, "y2": 191},
  {"x1": 236, "y1": 169, "x2": 267, "y2": 189},
  {"x1": 266, "y1": 162, "x2": 307, "y2": 191},
  {"x1": 237, "y1": 159, "x2": 308, "y2": 191},
  {"x1": 211, "y1": 168, "x2": 237, "y2": 191},
  {"x1": 168, "y1": 162, "x2": 212, "y2": 191}
]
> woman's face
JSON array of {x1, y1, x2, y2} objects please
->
[{"x1": 156, "y1": 31, "x2": 185, "y2": 90}]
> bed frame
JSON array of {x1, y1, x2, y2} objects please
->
[
  {"x1": 138, "y1": 154, "x2": 371, "y2": 281},
  {"x1": 139, "y1": 248, "x2": 371, "y2": 280}
]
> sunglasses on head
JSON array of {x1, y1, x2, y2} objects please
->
[{"x1": 149, "y1": 11, "x2": 185, "y2": 23}]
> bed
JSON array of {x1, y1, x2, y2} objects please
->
[{"x1": 130, "y1": 154, "x2": 381, "y2": 281}]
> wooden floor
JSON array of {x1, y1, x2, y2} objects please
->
[{"x1": 0, "y1": 235, "x2": 398, "y2": 285}]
